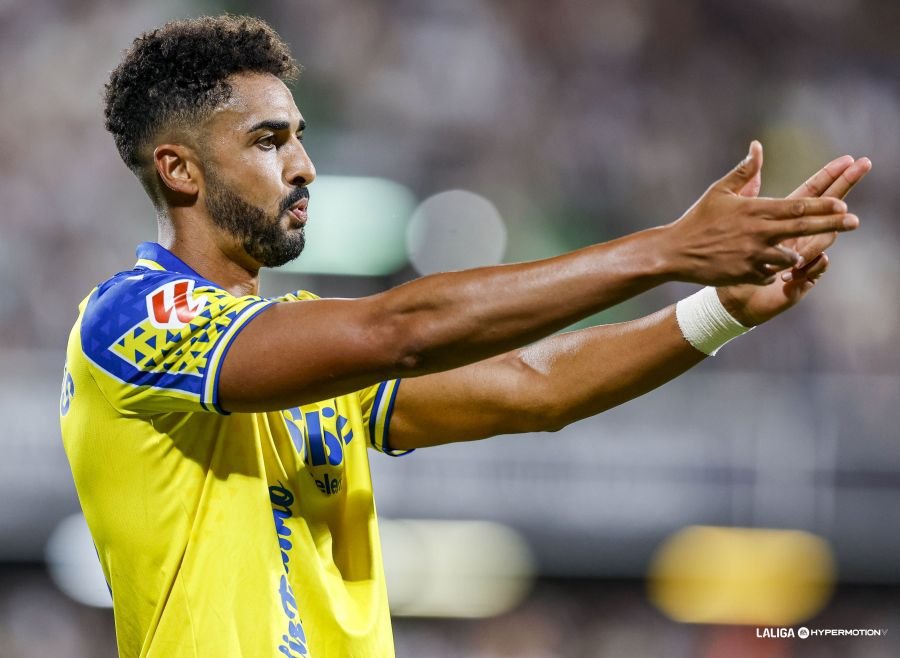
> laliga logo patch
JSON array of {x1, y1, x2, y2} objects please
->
[{"x1": 146, "y1": 279, "x2": 207, "y2": 329}]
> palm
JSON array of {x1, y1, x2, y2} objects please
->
[
  {"x1": 720, "y1": 261, "x2": 822, "y2": 326},
  {"x1": 719, "y1": 154, "x2": 870, "y2": 326}
]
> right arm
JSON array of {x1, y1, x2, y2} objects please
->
[{"x1": 219, "y1": 142, "x2": 855, "y2": 412}]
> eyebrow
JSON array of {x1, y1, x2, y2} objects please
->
[{"x1": 246, "y1": 119, "x2": 306, "y2": 133}]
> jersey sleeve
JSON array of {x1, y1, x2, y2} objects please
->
[
  {"x1": 358, "y1": 379, "x2": 412, "y2": 456},
  {"x1": 80, "y1": 270, "x2": 274, "y2": 414},
  {"x1": 271, "y1": 289, "x2": 412, "y2": 455}
]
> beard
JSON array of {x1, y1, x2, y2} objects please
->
[{"x1": 205, "y1": 168, "x2": 307, "y2": 268}]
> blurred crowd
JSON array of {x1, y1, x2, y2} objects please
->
[
  {"x1": 1, "y1": 0, "x2": 898, "y2": 374},
  {"x1": 1, "y1": 1, "x2": 898, "y2": 656},
  {"x1": 2, "y1": 569, "x2": 897, "y2": 658}
]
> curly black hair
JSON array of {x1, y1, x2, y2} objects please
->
[{"x1": 104, "y1": 15, "x2": 300, "y2": 172}]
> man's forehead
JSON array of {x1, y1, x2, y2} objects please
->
[{"x1": 213, "y1": 72, "x2": 303, "y2": 130}]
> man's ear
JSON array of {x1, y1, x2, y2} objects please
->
[{"x1": 153, "y1": 144, "x2": 202, "y2": 200}]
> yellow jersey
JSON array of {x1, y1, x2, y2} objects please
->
[{"x1": 59, "y1": 242, "x2": 409, "y2": 657}]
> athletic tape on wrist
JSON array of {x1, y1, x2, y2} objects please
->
[{"x1": 675, "y1": 287, "x2": 752, "y2": 356}]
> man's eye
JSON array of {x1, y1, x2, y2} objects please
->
[
  {"x1": 257, "y1": 136, "x2": 276, "y2": 150},
  {"x1": 297, "y1": 132, "x2": 304, "y2": 142}
]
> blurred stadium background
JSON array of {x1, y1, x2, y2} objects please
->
[{"x1": 1, "y1": 0, "x2": 899, "y2": 656}]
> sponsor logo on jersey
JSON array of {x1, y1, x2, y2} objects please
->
[
  {"x1": 269, "y1": 484, "x2": 310, "y2": 657},
  {"x1": 282, "y1": 403, "x2": 354, "y2": 496},
  {"x1": 146, "y1": 279, "x2": 207, "y2": 329}
]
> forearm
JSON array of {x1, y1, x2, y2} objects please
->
[
  {"x1": 223, "y1": 227, "x2": 673, "y2": 411},
  {"x1": 375, "y1": 227, "x2": 673, "y2": 375},
  {"x1": 389, "y1": 305, "x2": 708, "y2": 450},
  {"x1": 376, "y1": 177, "x2": 849, "y2": 377},
  {"x1": 389, "y1": 153, "x2": 869, "y2": 448},
  {"x1": 223, "y1": 145, "x2": 855, "y2": 412},
  {"x1": 511, "y1": 306, "x2": 706, "y2": 431}
]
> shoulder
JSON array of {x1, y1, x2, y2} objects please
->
[
  {"x1": 80, "y1": 269, "x2": 230, "y2": 354},
  {"x1": 78, "y1": 267, "x2": 274, "y2": 414},
  {"x1": 79, "y1": 267, "x2": 266, "y2": 378}
]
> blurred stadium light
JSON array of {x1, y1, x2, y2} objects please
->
[
  {"x1": 276, "y1": 175, "x2": 414, "y2": 276},
  {"x1": 647, "y1": 525, "x2": 835, "y2": 626},
  {"x1": 3, "y1": 0, "x2": 900, "y2": 653},
  {"x1": 44, "y1": 512, "x2": 535, "y2": 620},
  {"x1": 45, "y1": 514, "x2": 111, "y2": 609},
  {"x1": 380, "y1": 519, "x2": 535, "y2": 618},
  {"x1": 406, "y1": 190, "x2": 508, "y2": 275}
]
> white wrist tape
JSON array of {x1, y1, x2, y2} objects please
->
[{"x1": 675, "y1": 287, "x2": 752, "y2": 356}]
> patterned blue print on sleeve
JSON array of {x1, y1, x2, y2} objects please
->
[{"x1": 80, "y1": 269, "x2": 272, "y2": 414}]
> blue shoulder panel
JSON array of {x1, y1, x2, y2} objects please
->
[{"x1": 80, "y1": 269, "x2": 220, "y2": 403}]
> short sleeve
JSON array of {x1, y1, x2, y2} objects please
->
[
  {"x1": 358, "y1": 380, "x2": 412, "y2": 456},
  {"x1": 80, "y1": 270, "x2": 274, "y2": 414}
]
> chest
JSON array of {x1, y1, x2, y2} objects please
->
[{"x1": 263, "y1": 396, "x2": 372, "y2": 505}]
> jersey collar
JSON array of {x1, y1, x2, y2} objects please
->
[{"x1": 135, "y1": 242, "x2": 204, "y2": 278}]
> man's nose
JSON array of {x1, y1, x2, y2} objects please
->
[{"x1": 286, "y1": 142, "x2": 316, "y2": 187}]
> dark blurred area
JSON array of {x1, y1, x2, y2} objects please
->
[
  {"x1": 1, "y1": 567, "x2": 898, "y2": 657},
  {"x1": 0, "y1": 0, "x2": 898, "y2": 656}
]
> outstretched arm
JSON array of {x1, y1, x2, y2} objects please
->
[
  {"x1": 388, "y1": 155, "x2": 871, "y2": 450},
  {"x1": 221, "y1": 143, "x2": 855, "y2": 411}
]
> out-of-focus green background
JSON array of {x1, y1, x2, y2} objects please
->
[{"x1": 1, "y1": 0, "x2": 898, "y2": 656}]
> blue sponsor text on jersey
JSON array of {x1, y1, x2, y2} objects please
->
[
  {"x1": 270, "y1": 483, "x2": 309, "y2": 657},
  {"x1": 282, "y1": 404, "x2": 354, "y2": 495}
]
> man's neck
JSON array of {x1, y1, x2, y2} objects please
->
[{"x1": 159, "y1": 222, "x2": 262, "y2": 297}]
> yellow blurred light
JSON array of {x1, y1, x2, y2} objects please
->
[{"x1": 647, "y1": 526, "x2": 835, "y2": 626}]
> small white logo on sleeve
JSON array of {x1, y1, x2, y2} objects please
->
[{"x1": 798, "y1": 627, "x2": 810, "y2": 639}]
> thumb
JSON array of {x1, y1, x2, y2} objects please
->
[
  {"x1": 738, "y1": 168, "x2": 762, "y2": 198},
  {"x1": 719, "y1": 140, "x2": 763, "y2": 193}
]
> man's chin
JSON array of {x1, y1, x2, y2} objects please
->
[{"x1": 251, "y1": 235, "x2": 305, "y2": 269}]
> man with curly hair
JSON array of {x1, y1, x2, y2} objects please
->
[{"x1": 60, "y1": 14, "x2": 869, "y2": 658}]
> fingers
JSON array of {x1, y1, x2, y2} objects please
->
[
  {"x1": 790, "y1": 155, "x2": 854, "y2": 198},
  {"x1": 782, "y1": 252, "x2": 830, "y2": 283},
  {"x1": 738, "y1": 168, "x2": 762, "y2": 198},
  {"x1": 719, "y1": 141, "x2": 763, "y2": 193},
  {"x1": 803, "y1": 252, "x2": 830, "y2": 280},
  {"x1": 789, "y1": 155, "x2": 873, "y2": 200},
  {"x1": 767, "y1": 213, "x2": 859, "y2": 241},
  {"x1": 821, "y1": 157, "x2": 873, "y2": 200},
  {"x1": 750, "y1": 196, "x2": 847, "y2": 219},
  {"x1": 793, "y1": 231, "x2": 838, "y2": 263},
  {"x1": 755, "y1": 247, "x2": 803, "y2": 275}
]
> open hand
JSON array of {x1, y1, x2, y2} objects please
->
[
  {"x1": 664, "y1": 141, "x2": 858, "y2": 287},
  {"x1": 717, "y1": 151, "x2": 872, "y2": 326}
]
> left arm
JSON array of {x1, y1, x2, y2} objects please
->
[
  {"x1": 389, "y1": 305, "x2": 703, "y2": 448},
  {"x1": 388, "y1": 155, "x2": 871, "y2": 451}
]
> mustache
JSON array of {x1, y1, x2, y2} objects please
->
[{"x1": 279, "y1": 187, "x2": 310, "y2": 215}]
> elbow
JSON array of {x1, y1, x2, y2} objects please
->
[
  {"x1": 503, "y1": 353, "x2": 571, "y2": 434},
  {"x1": 376, "y1": 298, "x2": 477, "y2": 376},
  {"x1": 510, "y1": 401, "x2": 569, "y2": 434},
  {"x1": 394, "y1": 348, "x2": 426, "y2": 374},
  {"x1": 367, "y1": 282, "x2": 483, "y2": 377},
  {"x1": 543, "y1": 416, "x2": 570, "y2": 434},
  {"x1": 531, "y1": 407, "x2": 570, "y2": 434},
  {"x1": 393, "y1": 319, "x2": 435, "y2": 375},
  {"x1": 376, "y1": 310, "x2": 434, "y2": 376}
]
